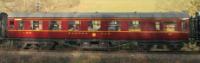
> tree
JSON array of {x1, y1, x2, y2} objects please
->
[
  {"x1": 0, "y1": 0, "x2": 80, "y2": 12},
  {"x1": 39, "y1": 0, "x2": 80, "y2": 12},
  {"x1": 187, "y1": 0, "x2": 200, "y2": 15},
  {"x1": 0, "y1": 0, "x2": 35, "y2": 12},
  {"x1": 156, "y1": 0, "x2": 200, "y2": 15}
]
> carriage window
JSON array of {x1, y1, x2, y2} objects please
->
[
  {"x1": 108, "y1": 20, "x2": 120, "y2": 31},
  {"x1": 18, "y1": 21, "x2": 24, "y2": 30},
  {"x1": 31, "y1": 21, "x2": 42, "y2": 30},
  {"x1": 129, "y1": 20, "x2": 140, "y2": 31},
  {"x1": 49, "y1": 21, "x2": 61, "y2": 30},
  {"x1": 88, "y1": 20, "x2": 101, "y2": 31},
  {"x1": 181, "y1": 20, "x2": 186, "y2": 31},
  {"x1": 164, "y1": 22, "x2": 176, "y2": 31},
  {"x1": 68, "y1": 20, "x2": 80, "y2": 31},
  {"x1": 155, "y1": 22, "x2": 160, "y2": 31},
  {"x1": 9, "y1": 20, "x2": 14, "y2": 30}
]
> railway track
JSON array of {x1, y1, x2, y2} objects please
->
[
  {"x1": 1, "y1": 50, "x2": 200, "y2": 63},
  {"x1": 0, "y1": 41, "x2": 200, "y2": 52}
]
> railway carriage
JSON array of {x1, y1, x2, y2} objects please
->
[{"x1": 0, "y1": 12, "x2": 198, "y2": 51}]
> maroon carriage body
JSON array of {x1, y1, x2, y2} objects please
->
[{"x1": 6, "y1": 12, "x2": 189, "y2": 42}]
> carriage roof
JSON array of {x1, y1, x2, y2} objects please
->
[{"x1": 8, "y1": 12, "x2": 189, "y2": 18}]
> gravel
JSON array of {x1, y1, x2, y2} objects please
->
[{"x1": 0, "y1": 51, "x2": 199, "y2": 63}]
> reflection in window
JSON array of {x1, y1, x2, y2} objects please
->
[
  {"x1": 68, "y1": 20, "x2": 80, "y2": 31},
  {"x1": 31, "y1": 21, "x2": 42, "y2": 30},
  {"x1": 88, "y1": 20, "x2": 101, "y2": 31},
  {"x1": 155, "y1": 22, "x2": 160, "y2": 31},
  {"x1": 164, "y1": 22, "x2": 176, "y2": 31},
  {"x1": 49, "y1": 21, "x2": 60, "y2": 30},
  {"x1": 9, "y1": 20, "x2": 14, "y2": 30},
  {"x1": 129, "y1": 21, "x2": 140, "y2": 31},
  {"x1": 108, "y1": 20, "x2": 120, "y2": 31},
  {"x1": 18, "y1": 21, "x2": 24, "y2": 30}
]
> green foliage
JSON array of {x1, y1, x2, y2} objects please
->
[{"x1": 156, "y1": 0, "x2": 200, "y2": 15}]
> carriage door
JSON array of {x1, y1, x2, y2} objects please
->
[{"x1": 0, "y1": 13, "x2": 8, "y2": 38}]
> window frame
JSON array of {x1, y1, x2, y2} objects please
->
[
  {"x1": 128, "y1": 20, "x2": 141, "y2": 31},
  {"x1": 68, "y1": 20, "x2": 80, "y2": 31},
  {"x1": 108, "y1": 20, "x2": 120, "y2": 31},
  {"x1": 49, "y1": 20, "x2": 61, "y2": 30},
  {"x1": 18, "y1": 20, "x2": 24, "y2": 30},
  {"x1": 9, "y1": 20, "x2": 15, "y2": 30},
  {"x1": 155, "y1": 22, "x2": 160, "y2": 31},
  {"x1": 181, "y1": 20, "x2": 186, "y2": 32},
  {"x1": 88, "y1": 20, "x2": 101, "y2": 31},
  {"x1": 163, "y1": 21, "x2": 177, "y2": 32},
  {"x1": 31, "y1": 20, "x2": 43, "y2": 30}
]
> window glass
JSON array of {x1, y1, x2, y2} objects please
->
[
  {"x1": 181, "y1": 20, "x2": 186, "y2": 31},
  {"x1": 155, "y1": 22, "x2": 160, "y2": 31},
  {"x1": 9, "y1": 20, "x2": 15, "y2": 30},
  {"x1": 18, "y1": 21, "x2": 24, "y2": 30},
  {"x1": 164, "y1": 22, "x2": 176, "y2": 31},
  {"x1": 31, "y1": 21, "x2": 42, "y2": 30},
  {"x1": 68, "y1": 20, "x2": 80, "y2": 31},
  {"x1": 129, "y1": 20, "x2": 140, "y2": 31},
  {"x1": 108, "y1": 20, "x2": 120, "y2": 31},
  {"x1": 88, "y1": 20, "x2": 101, "y2": 31},
  {"x1": 49, "y1": 21, "x2": 60, "y2": 30}
]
